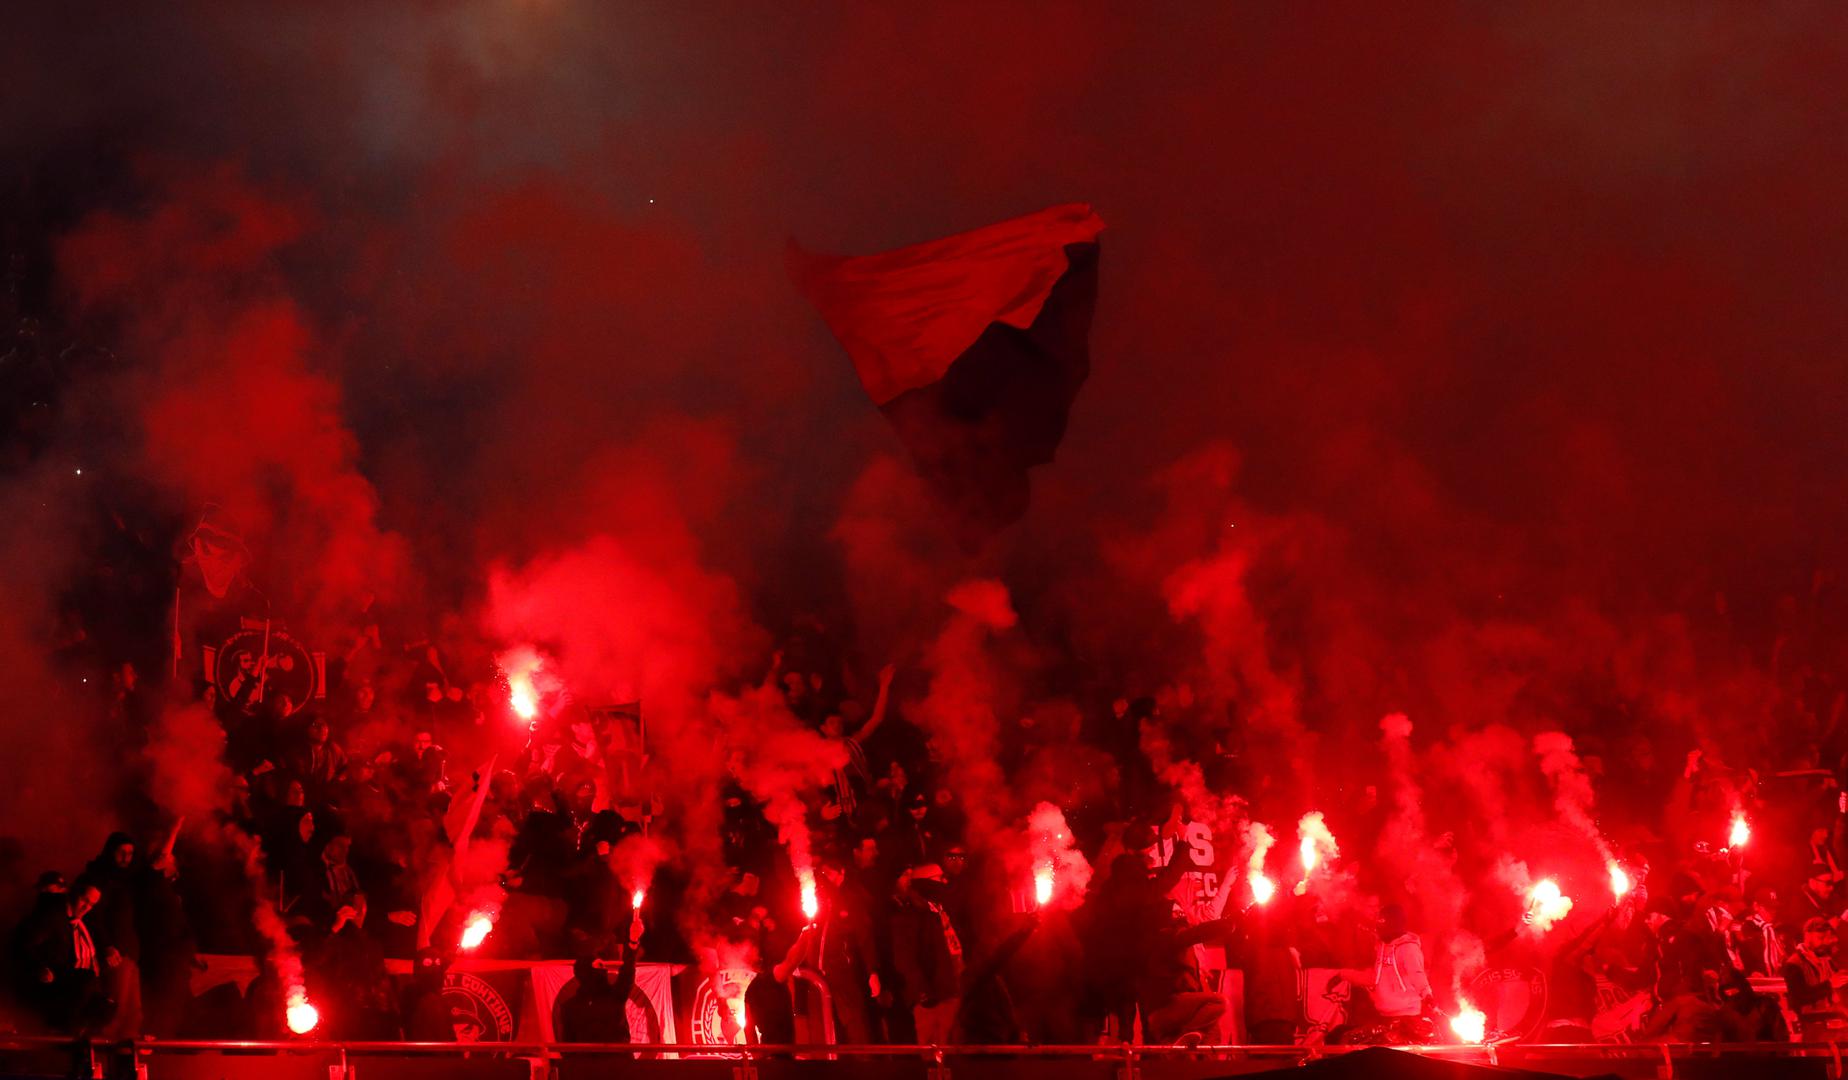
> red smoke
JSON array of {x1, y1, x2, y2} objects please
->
[
  {"x1": 6, "y1": 4, "x2": 1848, "y2": 1011},
  {"x1": 911, "y1": 579, "x2": 1020, "y2": 849},
  {"x1": 56, "y1": 163, "x2": 408, "y2": 628}
]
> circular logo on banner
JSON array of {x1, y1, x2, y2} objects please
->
[
  {"x1": 689, "y1": 968, "x2": 754, "y2": 1051},
  {"x1": 624, "y1": 986, "x2": 664, "y2": 1045},
  {"x1": 213, "y1": 626, "x2": 319, "y2": 716},
  {"x1": 442, "y1": 972, "x2": 516, "y2": 1043},
  {"x1": 1466, "y1": 966, "x2": 1548, "y2": 1041}
]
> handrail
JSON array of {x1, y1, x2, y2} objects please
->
[{"x1": 0, "y1": 1036, "x2": 1841, "y2": 1057}]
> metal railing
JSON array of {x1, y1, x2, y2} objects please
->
[{"x1": 4, "y1": 1036, "x2": 1848, "y2": 1080}]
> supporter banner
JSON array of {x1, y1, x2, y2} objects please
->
[
  {"x1": 527, "y1": 960, "x2": 679, "y2": 1048},
  {"x1": 439, "y1": 968, "x2": 524, "y2": 1042}
]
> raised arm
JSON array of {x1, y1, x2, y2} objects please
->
[{"x1": 855, "y1": 663, "x2": 898, "y2": 741}]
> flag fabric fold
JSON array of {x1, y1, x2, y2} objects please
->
[{"x1": 793, "y1": 203, "x2": 1103, "y2": 542}]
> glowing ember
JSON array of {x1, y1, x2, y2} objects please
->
[
  {"x1": 1250, "y1": 871, "x2": 1276, "y2": 905},
  {"x1": 1729, "y1": 811, "x2": 1750, "y2": 849},
  {"x1": 1526, "y1": 878, "x2": 1573, "y2": 929},
  {"x1": 1609, "y1": 861, "x2": 1631, "y2": 899},
  {"x1": 1450, "y1": 1002, "x2": 1487, "y2": 1044},
  {"x1": 1033, "y1": 864, "x2": 1055, "y2": 907},
  {"x1": 631, "y1": 888, "x2": 646, "y2": 911},
  {"x1": 285, "y1": 993, "x2": 320, "y2": 1035},
  {"x1": 798, "y1": 870, "x2": 819, "y2": 922},
  {"x1": 460, "y1": 911, "x2": 494, "y2": 950}
]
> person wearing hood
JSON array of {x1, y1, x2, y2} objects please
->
[
  {"x1": 555, "y1": 910, "x2": 644, "y2": 1050},
  {"x1": 137, "y1": 845, "x2": 197, "y2": 1037},
  {"x1": 892, "y1": 863, "x2": 965, "y2": 1043},
  {"x1": 80, "y1": 833, "x2": 141, "y2": 964},
  {"x1": 21, "y1": 879, "x2": 109, "y2": 1032},
  {"x1": 1339, "y1": 904, "x2": 1431, "y2": 1021},
  {"x1": 401, "y1": 948, "x2": 455, "y2": 1041}
]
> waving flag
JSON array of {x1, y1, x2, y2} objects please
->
[{"x1": 793, "y1": 203, "x2": 1103, "y2": 543}]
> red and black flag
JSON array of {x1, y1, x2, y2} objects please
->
[{"x1": 793, "y1": 203, "x2": 1104, "y2": 544}]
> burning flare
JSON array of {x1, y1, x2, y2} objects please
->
[
  {"x1": 1525, "y1": 878, "x2": 1573, "y2": 930},
  {"x1": 460, "y1": 910, "x2": 495, "y2": 951},
  {"x1": 509, "y1": 678, "x2": 537, "y2": 721},
  {"x1": 1295, "y1": 811, "x2": 1338, "y2": 894},
  {"x1": 1729, "y1": 810, "x2": 1751, "y2": 849},
  {"x1": 285, "y1": 990, "x2": 320, "y2": 1036},
  {"x1": 498, "y1": 645, "x2": 549, "y2": 722},
  {"x1": 1246, "y1": 821, "x2": 1277, "y2": 905},
  {"x1": 1033, "y1": 864, "x2": 1055, "y2": 907},
  {"x1": 631, "y1": 888, "x2": 646, "y2": 912},
  {"x1": 798, "y1": 869, "x2": 819, "y2": 922},
  {"x1": 1609, "y1": 861, "x2": 1631, "y2": 899},
  {"x1": 1450, "y1": 1002, "x2": 1487, "y2": 1044}
]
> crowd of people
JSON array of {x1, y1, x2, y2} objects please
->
[{"x1": 7, "y1": 597, "x2": 1848, "y2": 1051}]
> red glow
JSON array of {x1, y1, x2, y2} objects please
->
[
  {"x1": 1729, "y1": 811, "x2": 1750, "y2": 849},
  {"x1": 285, "y1": 992, "x2": 320, "y2": 1035},
  {"x1": 798, "y1": 869, "x2": 819, "y2": 922},
  {"x1": 460, "y1": 911, "x2": 494, "y2": 950},
  {"x1": 631, "y1": 888, "x2": 646, "y2": 911},
  {"x1": 1525, "y1": 878, "x2": 1573, "y2": 930},
  {"x1": 1609, "y1": 861, "x2": 1631, "y2": 899},
  {"x1": 1033, "y1": 864, "x2": 1054, "y2": 907},
  {"x1": 1450, "y1": 1002, "x2": 1486, "y2": 1044},
  {"x1": 1250, "y1": 871, "x2": 1276, "y2": 905}
]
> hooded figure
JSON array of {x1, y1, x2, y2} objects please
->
[
  {"x1": 1342, "y1": 904, "x2": 1431, "y2": 1019},
  {"x1": 81, "y1": 833, "x2": 141, "y2": 962},
  {"x1": 555, "y1": 948, "x2": 638, "y2": 1045},
  {"x1": 401, "y1": 948, "x2": 454, "y2": 1041},
  {"x1": 892, "y1": 864, "x2": 965, "y2": 1043}
]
